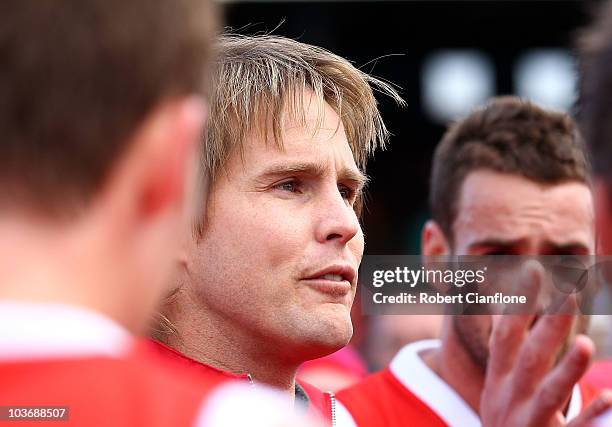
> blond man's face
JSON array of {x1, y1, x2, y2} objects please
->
[{"x1": 187, "y1": 91, "x2": 365, "y2": 361}]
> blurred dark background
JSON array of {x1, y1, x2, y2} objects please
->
[{"x1": 224, "y1": 0, "x2": 603, "y2": 255}]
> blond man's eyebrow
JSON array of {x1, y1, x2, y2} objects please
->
[
  {"x1": 338, "y1": 168, "x2": 369, "y2": 193},
  {"x1": 258, "y1": 162, "x2": 326, "y2": 178},
  {"x1": 257, "y1": 161, "x2": 368, "y2": 191}
]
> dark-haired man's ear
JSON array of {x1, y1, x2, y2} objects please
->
[{"x1": 421, "y1": 220, "x2": 451, "y2": 256}]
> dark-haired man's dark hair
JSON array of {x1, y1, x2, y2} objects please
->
[
  {"x1": 0, "y1": 0, "x2": 217, "y2": 218},
  {"x1": 430, "y1": 96, "x2": 590, "y2": 243}
]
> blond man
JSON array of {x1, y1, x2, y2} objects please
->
[{"x1": 150, "y1": 34, "x2": 403, "y2": 424}]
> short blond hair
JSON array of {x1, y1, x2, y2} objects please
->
[{"x1": 205, "y1": 34, "x2": 404, "y2": 181}]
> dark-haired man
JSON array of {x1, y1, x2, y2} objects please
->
[{"x1": 337, "y1": 97, "x2": 608, "y2": 426}]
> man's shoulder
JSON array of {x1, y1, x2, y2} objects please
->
[
  {"x1": 143, "y1": 339, "x2": 245, "y2": 386},
  {"x1": 0, "y1": 350, "x2": 210, "y2": 426},
  {"x1": 336, "y1": 368, "x2": 446, "y2": 427},
  {"x1": 337, "y1": 368, "x2": 396, "y2": 403}
]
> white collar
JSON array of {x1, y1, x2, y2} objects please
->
[
  {"x1": 389, "y1": 339, "x2": 582, "y2": 426},
  {"x1": 0, "y1": 301, "x2": 132, "y2": 361}
]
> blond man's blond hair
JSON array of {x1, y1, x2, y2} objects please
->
[{"x1": 204, "y1": 34, "x2": 404, "y2": 186}]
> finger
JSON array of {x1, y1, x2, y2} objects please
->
[
  {"x1": 511, "y1": 296, "x2": 578, "y2": 392},
  {"x1": 529, "y1": 335, "x2": 594, "y2": 426},
  {"x1": 487, "y1": 261, "x2": 542, "y2": 379},
  {"x1": 506, "y1": 259, "x2": 544, "y2": 315},
  {"x1": 567, "y1": 389, "x2": 612, "y2": 427}
]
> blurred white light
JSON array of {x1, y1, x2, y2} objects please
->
[
  {"x1": 514, "y1": 49, "x2": 577, "y2": 112},
  {"x1": 422, "y1": 50, "x2": 495, "y2": 124}
]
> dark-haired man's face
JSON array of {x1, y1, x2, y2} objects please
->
[{"x1": 450, "y1": 169, "x2": 594, "y2": 368}]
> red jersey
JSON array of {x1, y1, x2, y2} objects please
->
[
  {"x1": 585, "y1": 359, "x2": 612, "y2": 390},
  {"x1": 336, "y1": 340, "x2": 598, "y2": 427},
  {"x1": 0, "y1": 344, "x2": 214, "y2": 426},
  {"x1": 0, "y1": 302, "x2": 315, "y2": 427},
  {"x1": 148, "y1": 339, "x2": 336, "y2": 426},
  {"x1": 0, "y1": 303, "x2": 221, "y2": 427}
]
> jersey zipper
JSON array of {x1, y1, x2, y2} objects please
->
[{"x1": 327, "y1": 391, "x2": 337, "y2": 427}]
